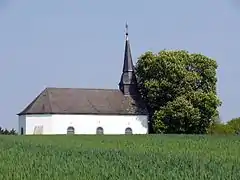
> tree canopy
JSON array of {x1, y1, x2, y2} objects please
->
[{"x1": 135, "y1": 50, "x2": 221, "y2": 134}]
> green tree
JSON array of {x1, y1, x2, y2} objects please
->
[
  {"x1": 135, "y1": 50, "x2": 221, "y2": 134},
  {"x1": 227, "y1": 117, "x2": 240, "y2": 134}
]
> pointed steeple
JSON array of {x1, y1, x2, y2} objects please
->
[
  {"x1": 119, "y1": 23, "x2": 138, "y2": 95},
  {"x1": 122, "y1": 23, "x2": 134, "y2": 72}
]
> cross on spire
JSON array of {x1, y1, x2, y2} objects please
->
[{"x1": 125, "y1": 22, "x2": 129, "y2": 38}]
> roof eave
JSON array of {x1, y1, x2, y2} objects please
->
[{"x1": 17, "y1": 112, "x2": 148, "y2": 116}]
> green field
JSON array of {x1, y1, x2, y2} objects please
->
[{"x1": 0, "y1": 135, "x2": 239, "y2": 180}]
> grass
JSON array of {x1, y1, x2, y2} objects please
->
[{"x1": 0, "y1": 135, "x2": 239, "y2": 180}]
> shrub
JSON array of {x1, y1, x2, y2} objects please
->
[
  {"x1": 207, "y1": 123, "x2": 235, "y2": 135},
  {"x1": 227, "y1": 117, "x2": 240, "y2": 135}
]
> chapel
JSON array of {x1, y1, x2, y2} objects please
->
[{"x1": 17, "y1": 25, "x2": 149, "y2": 135}]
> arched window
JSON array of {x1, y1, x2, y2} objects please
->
[
  {"x1": 67, "y1": 126, "x2": 75, "y2": 134},
  {"x1": 96, "y1": 127, "x2": 104, "y2": 134},
  {"x1": 125, "y1": 127, "x2": 133, "y2": 135}
]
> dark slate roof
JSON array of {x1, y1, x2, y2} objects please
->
[
  {"x1": 122, "y1": 38, "x2": 134, "y2": 72},
  {"x1": 17, "y1": 87, "x2": 148, "y2": 115}
]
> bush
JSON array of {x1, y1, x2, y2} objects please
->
[
  {"x1": 0, "y1": 127, "x2": 17, "y2": 135},
  {"x1": 227, "y1": 117, "x2": 240, "y2": 135},
  {"x1": 207, "y1": 123, "x2": 235, "y2": 135}
]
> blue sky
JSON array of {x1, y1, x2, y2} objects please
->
[{"x1": 0, "y1": 0, "x2": 239, "y2": 129}]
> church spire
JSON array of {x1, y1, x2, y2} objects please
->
[
  {"x1": 122, "y1": 23, "x2": 134, "y2": 72},
  {"x1": 119, "y1": 23, "x2": 138, "y2": 95}
]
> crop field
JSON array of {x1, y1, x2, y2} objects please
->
[{"x1": 0, "y1": 135, "x2": 239, "y2": 180}]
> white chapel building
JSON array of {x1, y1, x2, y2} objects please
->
[{"x1": 17, "y1": 28, "x2": 149, "y2": 135}]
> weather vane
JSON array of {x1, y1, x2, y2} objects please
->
[{"x1": 125, "y1": 22, "x2": 128, "y2": 38}]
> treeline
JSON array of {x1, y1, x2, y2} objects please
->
[
  {"x1": 0, "y1": 127, "x2": 17, "y2": 135},
  {"x1": 208, "y1": 117, "x2": 240, "y2": 135}
]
